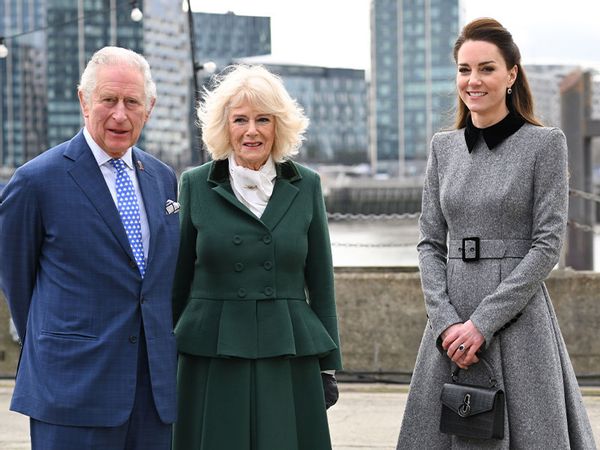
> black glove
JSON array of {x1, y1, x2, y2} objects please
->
[{"x1": 321, "y1": 372, "x2": 339, "y2": 409}]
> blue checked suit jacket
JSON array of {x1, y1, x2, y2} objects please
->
[{"x1": 0, "y1": 130, "x2": 180, "y2": 427}]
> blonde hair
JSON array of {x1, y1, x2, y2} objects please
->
[{"x1": 198, "y1": 65, "x2": 309, "y2": 162}]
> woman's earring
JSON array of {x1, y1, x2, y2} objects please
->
[{"x1": 507, "y1": 87, "x2": 513, "y2": 95}]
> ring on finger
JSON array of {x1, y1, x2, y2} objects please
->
[{"x1": 458, "y1": 344, "x2": 466, "y2": 352}]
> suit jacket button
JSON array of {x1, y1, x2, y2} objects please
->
[
  {"x1": 262, "y1": 235, "x2": 272, "y2": 244},
  {"x1": 263, "y1": 261, "x2": 273, "y2": 270},
  {"x1": 232, "y1": 235, "x2": 243, "y2": 245},
  {"x1": 264, "y1": 287, "x2": 274, "y2": 296},
  {"x1": 129, "y1": 259, "x2": 137, "y2": 269},
  {"x1": 234, "y1": 262, "x2": 244, "y2": 272},
  {"x1": 237, "y1": 288, "x2": 247, "y2": 298},
  {"x1": 129, "y1": 335, "x2": 137, "y2": 343}
]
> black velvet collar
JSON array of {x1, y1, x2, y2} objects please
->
[
  {"x1": 464, "y1": 113, "x2": 525, "y2": 153},
  {"x1": 207, "y1": 158, "x2": 302, "y2": 184}
]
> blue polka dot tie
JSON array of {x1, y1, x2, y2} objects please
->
[{"x1": 110, "y1": 158, "x2": 145, "y2": 278}]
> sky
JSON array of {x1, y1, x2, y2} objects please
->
[{"x1": 189, "y1": 0, "x2": 600, "y2": 70}]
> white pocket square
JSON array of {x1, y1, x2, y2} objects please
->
[{"x1": 165, "y1": 199, "x2": 180, "y2": 215}]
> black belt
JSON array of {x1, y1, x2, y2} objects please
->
[{"x1": 448, "y1": 238, "x2": 532, "y2": 262}]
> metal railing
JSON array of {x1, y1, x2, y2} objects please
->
[{"x1": 328, "y1": 188, "x2": 600, "y2": 250}]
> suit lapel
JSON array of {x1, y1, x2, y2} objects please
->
[
  {"x1": 133, "y1": 150, "x2": 161, "y2": 269},
  {"x1": 259, "y1": 179, "x2": 299, "y2": 231},
  {"x1": 260, "y1": 161, "x2": 302, "y2": 230},
  {"x1": 212, "y1": 184, "x2": 258, "y2": 220},
  {"x1": 208, "y1": 159, "x2": 260, "y2": 221},
  {"x1": 65, "y1": 131, "x2": 135, "y2": 261},
  {"x1": 207, "y1": 159, "x2": 301, "y2": 230}
]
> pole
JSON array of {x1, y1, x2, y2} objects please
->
[
  {"x1": 185, "y1": 0, "x2": 204, "y2": 165},
  {"x1": 561, "y1": 70, "x2": 594, "y2": 270}
]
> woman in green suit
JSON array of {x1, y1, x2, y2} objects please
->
[{"x1": 172, "y1": 65, "x2": 342, "y2": 450}]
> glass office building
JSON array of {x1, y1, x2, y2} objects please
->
[
  {"x1": 0, "y1": 0, "x2": 46, "y2": 172},
  {"x1": 371, "y1": 0, "x2": 458, "y2": 176},
  {"x1": 139, "y1": 0, "x2": 191, "y2": 169},
  {"x1": 46, "y1": 0, "x2": 145, "y2": 149},
  {"x1": 235, "y1": 58, "x2": 368, "y2": 165},
  {"x1": 189, "y1": 12, "x2": 271, "y2": 166},
  {"x1": 2, "y1": 0, "x2": 192, "y2": 171},
  {"x1": 274, "y1": 64, "x2": 368, "y2": 164},
  {"x1": 192, "y1": 12, "x2": 271, "y2": 70}
]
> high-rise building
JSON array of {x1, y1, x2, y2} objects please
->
[
  {"x1": 235, "y1": 58, "x2": 368, "y2": 165},
  {"x1": 46, "y1": 0, "x2": 144, "y2": 149},
  {"x1": 2, "y1": 1, "x2": 192, "y2": 171},
  {"x1": 188, "y1": 11, "x2": 271, "y2": 166},
  {"x1": 525, "y1": 64, "x2": 600, "y2": 186},
  {"x1": 371, "y1": 0, "x2": 459, "y2": 177},
  {"x1": 139, "y1": 0, "x2": 191, "y2": 169},
  {"x1": 0, "y1": 0, "x2": 46, "y2": 174},
  {"x1": 192, "y1": 12, "x2": 271, "y2": 70},
  {"x1": 525, "y1": 64, "x2": 579, "y2": 127}
]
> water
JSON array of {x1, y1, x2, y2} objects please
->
[
  {"x1": 329, "y1": 219, "x2": 419, "y2": 267},
  {"x1": 329, "y1": 219, "x2": 600, "y2": 272}
]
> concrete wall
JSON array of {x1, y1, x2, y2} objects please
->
[
  {"x1": 334, "y1": 267, "x2": 600, "y2": 379},
  {"x1": 0, "y1": 294, "x2": 20, "y2": 377},
  {"x1": 1, "y1": 268, "x2": 599, "y2": 379}
]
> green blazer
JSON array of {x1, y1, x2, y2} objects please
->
[{"x1": 172, "y1": 159, "x2": 342, "y2": 370}]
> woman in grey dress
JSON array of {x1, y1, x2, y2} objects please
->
[{"x1": 397, "y1": 18, "x2": 597, "y2": 449}]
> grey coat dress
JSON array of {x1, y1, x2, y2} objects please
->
[{"x1": 397, "y1": 121, "x2": 597, "y2": 449}]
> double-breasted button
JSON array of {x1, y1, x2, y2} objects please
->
[
  {"x1": 129, "y1": 335, "x2": 137, "y2": 343},
  {"x1": 234, "y1": 262, "x2": 244, "y2": 272},
  {"x1": 262, "y1": 235, "x2": 272, "y2": 244},
  {"x1": 263, "y1": 261, "x2": 273, "y2": 270},
  {"x1": 264, "y1": 287, "x2": 274, "y2": 296},
  {"x1": 237, "y1": 288, "x2": 247, "y2": 298},
  {"x1": 232, "y1": 235, "x2": 243, "y2": 245}
]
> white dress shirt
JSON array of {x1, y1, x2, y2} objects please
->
[{"x1": 83, "y1": 127, "x2": 150, "y2": 260}]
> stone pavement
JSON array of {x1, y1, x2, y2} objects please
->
[{"x1": 1, "y1": 380, "x2": 599, "y2": 449}]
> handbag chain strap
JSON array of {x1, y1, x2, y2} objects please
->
[{"x1": 451, "y1": 356, "x2": 498, "y2": 388}]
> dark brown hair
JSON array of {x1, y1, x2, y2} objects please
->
[{"x1": 452, "y1": 17, "x2": 542, "y2": 128}]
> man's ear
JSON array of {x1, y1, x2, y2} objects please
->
[
  {"x1": 78, "y1": 90, "x2": 89, "y2": 118},
  {"x1": 145, "y1": 97, "x2": 156, "y2": 122}
]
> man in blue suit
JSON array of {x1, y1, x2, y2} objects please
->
[{"x1": 0, "y1": 47, "x2": 180, "y2": 449}]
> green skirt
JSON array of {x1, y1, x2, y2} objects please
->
[{"x1": 172, "y1": 354, "x2": 333, "y2": 450}]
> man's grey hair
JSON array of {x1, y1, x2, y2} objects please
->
[{"x1": 78, "y1": 47, "x2": 157, "y2": 112}]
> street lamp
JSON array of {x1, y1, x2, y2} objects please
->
[
  {"x1": 130, "y1": 1, "x2": 143, "y2": 22},
  {"x1": 0, "y1": 38, "x2": 8, "y2": 59},
  {"x1": 196, "y1": 61, "x2": 216, "y2": 75},
  {"x1": 186, "y1": 0, "x2": 216, "y2": 165},
  {"x1": 188, "y1": 61, "x2": 217, "y2": 166}
]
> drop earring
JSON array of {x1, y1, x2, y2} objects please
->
[{"x1": 507, "y1": 87, "x2": 513, "y2": 95}]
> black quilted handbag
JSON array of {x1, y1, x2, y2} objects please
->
[{"x1": 439, "y1": 357, "x2": 504, "y2": 440}]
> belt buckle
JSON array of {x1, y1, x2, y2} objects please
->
[{"x1": 462, "y1": 237, "x2": 480, "y2": 262}]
